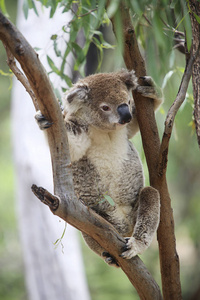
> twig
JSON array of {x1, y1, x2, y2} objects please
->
[
  {"x1": 77, "y1": 8, "x2": 97, "y2": 18},
  {"x1": 142, "y1": 13, "x2": 152, "y2": 26},
  {"x1": 158, "y1": 41, "x2": 200, "y2": 176},
  {"x1": 4, "y1": 44, "x2": 39, "y2": 111},
  {"x1": 68, "y1": 8, "x2": 97, "y2": 25}
]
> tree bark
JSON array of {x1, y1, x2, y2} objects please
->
[
  {"x1": 110, "y1": 4, "x2": 183, "y2": 300},
  {"x1": 189, "y1": 0, "x2": 200, "y2": 148},
  {"x1": 0, "y1": 10, "x2": 162, "y2": 300}
]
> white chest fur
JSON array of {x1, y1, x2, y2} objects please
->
[
  {"x1": 68, "y1": 126, "x2": 128, "y2": 172},
  {"x1": 87, "y1": 127, "x2": 128, "y2": 171}
]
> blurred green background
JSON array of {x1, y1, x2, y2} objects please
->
[{"x1": 0, "y1": 1, "x2": 200, "y2": 300}]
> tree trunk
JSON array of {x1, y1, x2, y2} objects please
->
[
  {"x1": 110, "y1": 5, "x2": 182, "y2": 299},
  {"x1": 11, "y1": 1, "x2": 90, "y2": 299},
  {"x1": 189, "y1": 0, "x2": 200, "y2": 148}
]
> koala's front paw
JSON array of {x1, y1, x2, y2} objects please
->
[
  {"x1": 120, "y1": 237, "x2": 147, "y2": 259},
  {"x1": 102, "y1": 252, "x2": 119, "y2": 268},
  {"x1": 35, "y1": 111, "x2": 53, "y2": 130},
  {"x1": 137, "y1": 76, "x2": 162, "y2": 105}
]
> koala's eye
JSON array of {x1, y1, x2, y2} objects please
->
[
  {"x1": 128, "y1": 100, "x2": 131, "y2": 105},
  {"x1": 101, "y1": 105, "x2": 111, "y2": 111}
]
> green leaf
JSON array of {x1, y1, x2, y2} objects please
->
[
  {"x1": 47, "y1": 55, "x2": 60, "y2": 74},
  {"x1": 104, "y1": 195, "x2": 115, "y2": 206},
  {"x1": 72, "y1": 42, "x2": 85, "y2": 64},
  {"x1": 31, "y1": 0, "x2": 39, "y2": 16},
  {"x1": 0, "y1": 0, "x2": 8, "y2": 16},
  {"x1": 162, "y1": 70, "x2": 175, "y2": 89},
  {"x1": 51, "y1": 34, "x2": 58, "y2": 40},
  {"x1": 53, "y1": 39, "x2": 62, "y2": 57},
  {"x1": 113, "y1": 9, "x2": 124, "y2": 59},
  {"x1": 101, "y1": 42, "x2": 115, "y2": 49},
  {"x1": 106, "y1": 0, "x2": 120, "y2": 18},
  {"x1": 193, "y1": 12, "x2": 200, "y2": 24},
  {"x1": 22, "y1": 0, "x2": 39, "y2": 19},
  {"x1": 153, "y1": 12, "x2": 165, "y2": 48},
  {"x1": 62, "y1": 74, "x2": 73, "y2": 87},
  {"x1": 23, "y1": 0, "x2": 29, "y2": 19},
  {"x1": 129, "y1": 0, "x2": 143, "y2": 17}
]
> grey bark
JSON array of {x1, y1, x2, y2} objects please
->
[{"x1": 189, "y1": 0, "x2": 200, "y2": 148}]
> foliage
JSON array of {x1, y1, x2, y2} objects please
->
[
  {"x1": 10, "y1": 0, "x2": 192, "y2": 87},
  {"x1": 21, "y1": 0, "x2": 114, "y2": 91},
  {"x1": 0, "y1": 0, "x2": 192, "y2": 87}
]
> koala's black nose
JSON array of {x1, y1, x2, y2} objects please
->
[{"x1": 117, "y1": 104, "x2": 132, "y2": 124}]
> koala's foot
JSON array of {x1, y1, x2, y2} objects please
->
[
  {"x1": 102, "y1": 252, "x2": 119, "y2": 268},
  {"x1": 35, "y1": 111, "x2": 53, "y2": 130},
  {"x1": 120, "y1": 237, "x2": 146, "y2": 259}
]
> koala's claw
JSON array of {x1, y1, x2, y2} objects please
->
[
  {"x1": 139, "y1": 76, "x2": 154, "y2": 87},
  {"x1": 102, "y1": 252, "x2": 119, "y2": 268},
  {"x1": 120, "y1": 237, "x2": 146, "y2": 259},
  {"x1": 35, "y1": 111, "x2": 53, "y2": 130}
]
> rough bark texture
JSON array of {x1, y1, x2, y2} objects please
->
[
  {"x1": 110, "y1": 4, "x2": 182, "y2": 300},
  {"x1": 0, "y1": 11, "x2": 162, "y2": 300},
  {"x1": 189, "y1": 0, "x2": 200, "y2": 148}
]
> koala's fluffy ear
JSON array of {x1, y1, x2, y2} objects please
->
[
  {"x1": 66, "y1": 83, "x2": 89, "y2": 103},
  {"x1": 119, "y1": 69, "x2": 138, "y2": 90}
]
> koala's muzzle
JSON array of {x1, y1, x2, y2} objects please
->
[{"x1": 117, "y1": 104, "x2": 132, "y2": 124}]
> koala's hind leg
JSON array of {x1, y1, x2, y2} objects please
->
[
  {"x1": 121, "y1": 187, "x2": 160, "y2": 259},
  {"x1": 82, "y1": 232, "x2": 119, "y2": 267}
]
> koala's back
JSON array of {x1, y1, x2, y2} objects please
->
[{"x1": 71, "y1": 128, "x2": 144, "y2": 236}]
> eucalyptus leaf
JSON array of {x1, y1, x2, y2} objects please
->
[
  {"x1": 162, "y1": 70, "x2": 175, "y2": 89},
  {"x1": 106, "y1": 0, "x2": 120, "y2": 18},
  {"x1": 0, "y1": 0, "x2": 8, "y2": 15},
  {"x1": 47, "y1": 55, "x2": 60, "y2": 74},
  {"x1": 103, "y1": 195, "x2": 115, "y2": 206},
  {"x1": 193, "y1": 12, "x2": 200, "y2": 24}
]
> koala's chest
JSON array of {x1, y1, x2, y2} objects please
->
[
  {"x1": 86, "y1": 134, "x2": 128, "y2": 189},
  {"x1": 75, "y1": 133, "x2": 143, "y2": 203}
]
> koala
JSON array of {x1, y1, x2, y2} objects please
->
[{"x1": 35, "y1": 69, "x2": 161, "y2": 267}]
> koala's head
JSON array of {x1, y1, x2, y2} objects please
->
[{"x1": 63, "y1": 69, "x2": 138, "y2": 131}]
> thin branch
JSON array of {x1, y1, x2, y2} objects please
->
[
  {"x1": 77, "y1": 8, "x2": 97, "y2": 18},
  {"x1": 4, "y1": 44, "x2": 39, "y2": 111},
  {"x1": 69, "y1": 8, "x2": 97, "y2": 24},
  {"x1": 142, "y1": 13, "x2": 152, "y2": 26},
  {"x1": 158, "y1": 42, "x2": 200, "y2": 176},
  {"x1": 165, "y1": 47, "x2": 198, "y2": 134}
]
